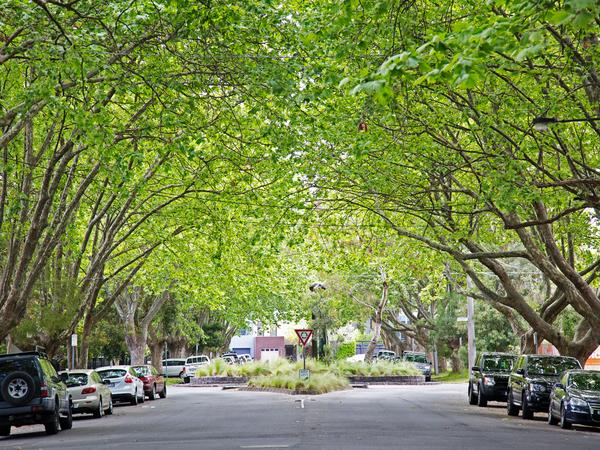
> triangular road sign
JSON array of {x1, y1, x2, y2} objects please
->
[{"x1": 295, "y1": 329, "x2": 313, "y2": 347}]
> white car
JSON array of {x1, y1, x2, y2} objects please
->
[
  {"x1": 161, "y1": 358, "x2": 186, "y2": 377},
  {"x1": 180, "y1": 355, "x2": 210, "y2": 381},
  {"x1": 59, "y1": 370, "x2": 113, "y2": 418},
  {"x1": 96, "y1": 366, "x2": 145, "y2": 405},
  {"x1": 238, "y1": 354, "x2": 253, "y2": 364}
]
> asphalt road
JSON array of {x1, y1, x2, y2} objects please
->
[{"x1": 1, "y1": 383, "x2": 599, "y2": 449}]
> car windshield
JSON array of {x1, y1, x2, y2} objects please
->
[
  {"x1": 569, "y1": 373, "x2": 600, "y2": 391},
  {"x1": 404, "y1": 354, "x2": 428, "y2": 363},
  {"x1": 482, "y1": 356, "x2": 515, "y2": 372},
  {"x1": 64, "y1": 373, "x2": 88, "y2": 387},
  {"x1": 527, "y1": 357, "x2": 580, "y2": 375},
  {"x1": 97, "y1": 369, "x2": 127, "y2": 379}
]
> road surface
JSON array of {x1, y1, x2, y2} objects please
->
[{"x1": 1, "y1": 383, "x2": 598, "y2": 449}]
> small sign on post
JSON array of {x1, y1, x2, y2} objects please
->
[{"x1": 295, "y1": 329, "x2": 313, "y2": 374}]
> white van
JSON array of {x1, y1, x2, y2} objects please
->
[{"x1": 180, "y1": 355, "x2": 211, "y2": 381}]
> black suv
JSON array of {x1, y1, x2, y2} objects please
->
[
  {"x1": 0, "y1": 352, "x2": 72, "y2": 437},
  {"x1": 469, "y1": 352, "x2": 516, "y2": 407},
  {"x1": 507, "y1": 354, "x2": 581, "y2": 419},
  {"x1": 402, "y1": 352, "x2": 432, "y2": 382}
]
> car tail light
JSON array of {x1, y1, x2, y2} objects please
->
[
  {"x1": 40, "y1": 382, "x2": 49, "y2": 398},
  {"x1": 139, "y1": 376, "x2": 148, "y2": 382},
  {"x1": 124, "y1": 375, "x2": 134, "y2": 383},
  {"x1": 81, "y1": 386, "x2": 96, "y2": 394}
]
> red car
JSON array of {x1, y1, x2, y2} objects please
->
[{"x1": 131, "y1": 365, "x2": 166, "y2": 400}]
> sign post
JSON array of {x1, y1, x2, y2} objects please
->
[
  {"x1": 295, "y1": 329, "x2": 313, "y2": 377},
  {"x1": 70, "y1": 334, "x2": 77, "y2": 369}
]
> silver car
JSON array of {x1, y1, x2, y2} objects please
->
[
  {"x1": 96, "y1": 366, "x2": 145, "y2": 406},
  {"x1": 59, "y1": 370, "x2": 113, "y2": 418}
]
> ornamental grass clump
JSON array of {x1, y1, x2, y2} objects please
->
[
  {"x1": 249, "y1": 372, "x2": 348, "y2": 394},
  {"x1": 331, "y1": 359, "x2": 421, "y2": 377}
]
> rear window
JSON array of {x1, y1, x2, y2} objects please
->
[
  {"x1": 0, "y1": 358, "x2": 39, "y2": 382},
  {"x1": 132, "y1": 366, "x2": 150, "y2": 376},
  {"x1": 64, "y1": 373, "x2": 88, "y2": 387},
  {"x1": 97, "y1": 369, "x2": 127, "y2": 379}
]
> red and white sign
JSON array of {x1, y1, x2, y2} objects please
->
[{"x1": 295, "y1": 329, "x2": 313, "y2": 347}]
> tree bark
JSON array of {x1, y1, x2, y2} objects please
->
[{"x1": 365, "y1": 268, "x2": 389, "y2": 362}]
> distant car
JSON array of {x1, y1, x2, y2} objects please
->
[
  {"x1": 402, "y1": 351, "x2": 433, "y2": 382},
  {"x1": 507, "y1": 355, "x2": 582, "y2": 419},
  {"x1": 0, "y1": 351, "x2": 72, "y2": 437},
  {"x1": 468, "y1": 352, "x2": 516, "y2": 406},
  {"x1": 59, "y1": 369, "x2": 113, "y2": 417},
  {"x1": 180, "y1": 355, "x2": 211, "y2": 382},
  {"x1": 96, "y1": 366, "x2": 145, "y2": 406},
  {"x1": 131, "y1": 365, "x2": 166, "y2": 400},
  {"x1": 161, "y1": 358, "x2": 186, "y2": 377},
  {"x1": 238, "y1": 354, "x2": 253, "y2": 364},
  {"x1": 375, "y1": 350, "x2": 396, "y2": 361},
  {"x1": 548, "y1": 370, "x2": 600, "y2": 429},
  {"x1": 222, "y1": 352, "x2": 239, "y2": 364}
]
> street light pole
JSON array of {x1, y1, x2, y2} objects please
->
[{"x1": 466, "y1": 276, "x2": 476, "y2": 370}]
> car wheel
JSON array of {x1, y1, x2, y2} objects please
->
[
  {"x1": 159, "y1": 384, "x2": 167, "y2": 399},
  {"x1": 425, "y1": 375, "x2": 431, "y2": 382},
  {"x1": 148, "y1": 385, "x2": 156, "y2": 400},
  {"x1": 560, "y1": 403, "x2": 572, "y2": 429},
  {"x1": 106, "y1": 396, "x2": 113, "y2": 415},
  {"x1": 130, "y1": 390, "x2": 138, "y2": 406},
  {"x1": 0, "y1": 425, "x2": 10, "y2": 437},
  {"x1": 548, "y1": 402, "x2": 559, "y2": 425},
  {"x1": 468, "y1": 383, "x2": 477, "y2": 405},
  {"x1": 44, "y1": 402, "x2": 61, "y2": 435},
  {"x1": 93, "y1": 397, "x2": 104, "y2": 418},
  {"x1": 507, "y1": 390, "x2": 519, "y2": 416},
  {"x1": 522, "y1": 392, "x2": 533, "y2": 420},
  {"x1": 1, "y1": 371, "x2": 36, "y2": 406},
  {"x1": 59, "y1": 398, "x2": 73, "y2": 430},
  {"x1": 139, "y1": 389, "x2": 145, "y2": 403},
  {"x1": 477, "y1": 383, "x2": 488, "y2": 407}
]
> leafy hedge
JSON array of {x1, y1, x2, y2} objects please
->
[{"x1": 335, "y1": 342, "x2": 356, "y2": 360}]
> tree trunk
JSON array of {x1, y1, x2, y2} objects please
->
[
  {"x1": 365, "y1": 268, "x2": 389, "y2": 362},
  {"x1": 150, "y1": 341, "x2": 164, "y2": 373}
]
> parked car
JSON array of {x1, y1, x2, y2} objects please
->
[
  {"x1": 222, "y1": 352, "x2": 239, "y2": 364},
  {"x1": 238, "y1": 354, "x2": 253, "y2": 364},
  {"x1": 131, "y1": 365, "x2": 166, "y2": 400},
  {"x1": 402, "y1": 351, "x2": 433, "y2": 382},
  {"x1": 548, "y1": 370, "x2": 600, "y2": 429},
  {"x1": 468, "y1": 352, "x2": 516, "y2": 406},
  {"x1": 180, "y1": 355, "x2": 211, "y2": 382},
  {"x1": 507, "y1": 354, "x2": 582, "y2": 419},
  {"x1": 0, "y1": 351, "x2": 72, "y2": 437},
  {"x1": 59, "y1": 369, "x2": 113, "y2": 418},
  {"x1": 96, "y1": 366, "x2": 145, "y2": 406},
  {"x1": 161, "y1": 358, "x2": 186, "y2": 377},
  {"x1": 375, "y1": 350, "x2": 396, "y2": 361}
]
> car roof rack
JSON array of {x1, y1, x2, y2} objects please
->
[{"x1": 0, "y1": 350, "x2": 48, "y2": 358}]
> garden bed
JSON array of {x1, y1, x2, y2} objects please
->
[
  {"x1": 190, "y1": 376, "x2": 248, "y2": 385},
  {"x1": 347, "y1": 375, "x2": 425, "y2": 384}
]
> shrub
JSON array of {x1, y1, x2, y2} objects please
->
[
  {"x1": 331, "y1": 360, "x2": 421, "y2": 377},
  {"x1": 249, "y1": 372, "x2": 349, "y2": 394},
  {"x1": 335, "y1": 342, "x2": 356, "y2": 360}
]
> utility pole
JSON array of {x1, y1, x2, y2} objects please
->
[{"x1": 466, "y1": 276, "x2": 476, "y2": 370}]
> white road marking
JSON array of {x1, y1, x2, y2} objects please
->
[
  {"x1": 301, "y1": 399, "x2": 304, "y2": 409},
  {"x1": 240, "y1": 446, "x2": 290, "y2": 449}
]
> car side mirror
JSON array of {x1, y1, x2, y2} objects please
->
[
  {"x1": 515, "y1": 368, "x2": 524, "y2": 375},
  {"x1": 471, "y1": 366, "x2": 480, "y2": 372},
  {"x1": 554, "y1": 383, "x2": 565, "y2": 390}
]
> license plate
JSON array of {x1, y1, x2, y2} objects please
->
[{"x1": 108, "y1": 383, "x2": 115, "y2": 387}]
